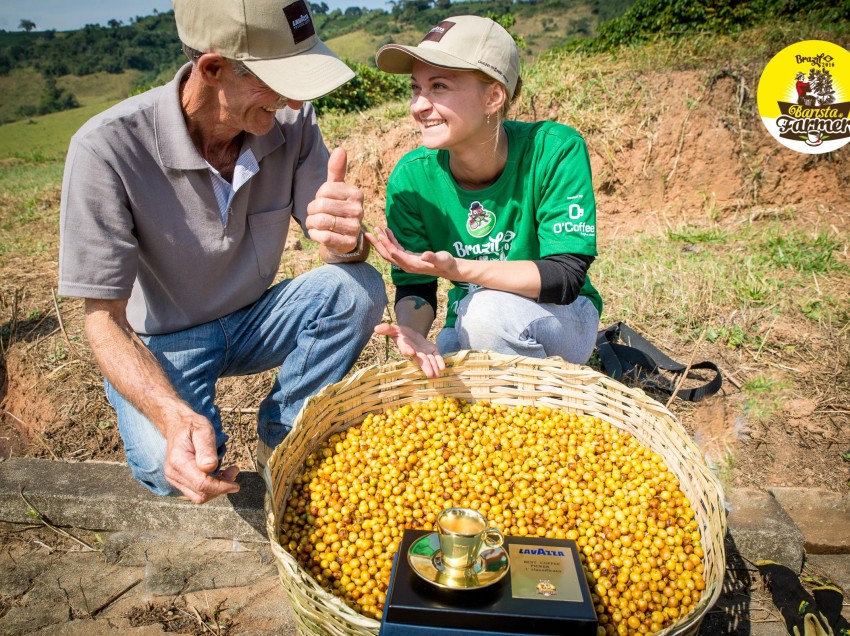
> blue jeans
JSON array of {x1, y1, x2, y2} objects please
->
[
  {"x1": 436, "y1": 290, "x2": 599, "y2": 365},
  {"x1": 105, "y1": 262, "x2": 386, "y2": 496}
]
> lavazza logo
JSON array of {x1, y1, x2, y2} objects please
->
[
  {"x1": 757, "y1": 40, "x2": 850, "y2": 154},
  {"x1": 292, "y1": 13, "x2": 311, "y2": 28},
  {"x1": 519, "y1": 548, "x2": 566, "y2": 556}
]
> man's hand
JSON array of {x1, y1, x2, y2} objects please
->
[
  {"x1": 307, "y1": 148, "x2": 365, "y2": 257},
  {"x1": 374, "y1": 322, "x2": 445, "y2": 378},
  {"x1": 366, "y1": 226, "x2": 459, "y2": 279},
  {"x1": 163, "y1": 413, "x2": 240, "y2": 504}
]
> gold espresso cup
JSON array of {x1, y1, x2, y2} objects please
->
[{"x1": 436, "y1": 507, "x2": 504, "y2": 571}]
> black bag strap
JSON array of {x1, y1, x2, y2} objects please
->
[{"x1": 595, "y1": 322, "x2": 722, "y2": 402}]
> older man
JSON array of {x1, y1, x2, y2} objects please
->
[{"x1": 58, "y1": 0, "x2": 386, "y2": 503}]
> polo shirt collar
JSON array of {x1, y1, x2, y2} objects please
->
[{"x1": 155, "y1": 63, "x2": 285, "y2": 170}]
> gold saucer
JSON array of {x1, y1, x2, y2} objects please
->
[{"x1": 407, "y1": 532, "x2": 509, "y2": 590}]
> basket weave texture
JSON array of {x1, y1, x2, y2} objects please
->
[{"x1": 266, "y1": 350, "x2": 727, "y2": 636}]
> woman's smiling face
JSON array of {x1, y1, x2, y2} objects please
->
[{"x1": 409, "y1": 60, "x2": 495, "y2": 152}]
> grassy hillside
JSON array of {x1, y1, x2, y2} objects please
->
[
  {"x1": 0, "y1": 68, "x2": 139, "y2": 124},
  {"x1": 325, "y1": 30, "x2": 411, "y2": 65},
  {"x1": 0, "y1": 101, "x2": 110, "y2": 159},
  {"x1": 0, "y1": 101, "x2": 128, "y2": 197},
  {"x1": 0, "y1": 68, "x2": 43, "y2": 122},
  {"x1": 327, "y1": 3, "x2": 603, "y2": 65}
]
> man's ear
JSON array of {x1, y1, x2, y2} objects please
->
[{"x1": 195, "y1": 53, "x2": 227, "y2": 86}]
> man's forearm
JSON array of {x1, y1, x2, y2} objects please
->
[{"x1": 84, "y1": 300, "x2": 193, "y2": 437}]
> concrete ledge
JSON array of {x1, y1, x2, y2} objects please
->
[
  {"x1": 725, "y1": 488, "x2": 805, "y2": 571},
  {"x1": 0, "y1": 458, "x2": 267, "y2": 540},
  {"x1": 770, "y1": 487, "x2": 850, "y2": 555}
]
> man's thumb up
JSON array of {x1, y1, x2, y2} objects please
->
[{"x1": 327, "y1": 147, "x2": 347, "y2": 183}]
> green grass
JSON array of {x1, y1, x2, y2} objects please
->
[
  {"x1": 0, "y1": 185, "x2": 60, "y2": 261},
  {"x1": 741, "y1": 375, "x2": 792, "y2": 424},
  {"x1": 0, "y1": 92, "x2": 123, "y2": 261},
  {"x1": 667, "y1": 225, "x2": 730, "y2": 244},
  {"x1": 594, "y1": 220, "x2": 850, "y2": 350},
  {"x1": 761, "y1": 230, "x2": 846, "y2": 274},
  {"x1": 0, "y1": 161, "x2": 65, "y2": 198},
  {"x1": 0, "y1": 100, "x2": 122, "y2": 160},
  {"x1": 321, "y1": 5, "x2": 604, "y2": 66}
]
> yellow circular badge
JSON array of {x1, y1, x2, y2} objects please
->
[{"x1": 757, "y1": 40, "x2": 850, "y2": 154}]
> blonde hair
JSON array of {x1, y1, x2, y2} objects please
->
[
  {"x1": 473, "y1": 70, "x2": 523, "y2": 121},
  {"x1": 472, "y1": 70, "x2": 523, "y2": 155}
]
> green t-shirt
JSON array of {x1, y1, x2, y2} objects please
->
[{"x1": 386, "y1": 120, "x2": 602, "y2": 328}]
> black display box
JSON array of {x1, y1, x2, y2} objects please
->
[{"x1": 380, "y1": 530, "x2": 598, "y2": 636}]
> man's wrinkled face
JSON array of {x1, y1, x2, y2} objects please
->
[{"x1": 220, "y1": 63, "x2": 304, "y2": 136}]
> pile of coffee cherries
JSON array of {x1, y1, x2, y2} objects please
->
[{"x1": 279, "y1": 397, "x2": 706, "y2": 635}]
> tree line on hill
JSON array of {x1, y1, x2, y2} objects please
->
[
  {"x1": 577, "y1": 0, "x2": 849, "y2": 51},
  {"x1": 1, "y1": 0, "x2": 847, "y2": 124},
  {"x1": 1, "y1": 0, "x2": 630, "y2": 122},
  {"x1": 1, "y1": 0, "x2": 625, "y2": 79}
]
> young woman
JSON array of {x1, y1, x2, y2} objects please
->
[{"x1": 367, "y1": 15, "x2": 602, "y2": 378}]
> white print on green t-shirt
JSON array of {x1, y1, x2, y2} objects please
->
[
  {"x1": 551, "y1": 203, "x2": 595, "y2": 238},
  {"x1": 466, "y1": 201, "x2": 496, "y2": 238},
  {"x1": 452, "y1": 230, "x2": 516, "y2": 258},
  {"x1": 552, "y1": 220, "x2": 595, "y2": 237}
]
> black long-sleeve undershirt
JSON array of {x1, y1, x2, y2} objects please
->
[{"x1": 393, "y1": 254, "x2": 595, "y2": 311}]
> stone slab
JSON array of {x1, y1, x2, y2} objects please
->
[
  {"x1": 725, "y1": 488, "x2": 805, "y2": 571},
  {"x1": 770, "y1": 487, "x2": 850, "y2": 554},
  {"x1": 0, "y1": 458, "x2": 267, "y2": 540},
  {"x1": 0, "y1": 524, "x2": 294, "y2": 636},
  {"x1": 805, "y1": 554, "x2": 850, "y2": 595},
  {"x1": 32, "y1": 622, "x2": 167, "y2": 635}
]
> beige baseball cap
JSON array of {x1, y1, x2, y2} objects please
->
[
  {"x1": 173, "y1": 0, "x2": 354, "y2": 102},
  {"x1": 375, "y1": 15, "x2": 520, "y2": 98}
]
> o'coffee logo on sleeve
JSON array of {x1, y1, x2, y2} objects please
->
[{"x1": 757, "y1": 40, "x2": 850, "y2": 154}]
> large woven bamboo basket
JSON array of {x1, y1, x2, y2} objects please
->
[{"x1": 265, "y1": 350, "x2": 726, "y2": 636}]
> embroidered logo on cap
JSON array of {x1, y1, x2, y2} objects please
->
[
  {"x1": 284, "y1": 0, "x2": 316, "y2": 44},
  {"x1": 422, "y1": 20, "x2": 455, "y2": 43},
  {"x1": 478, "y1": 59, "x2": 507, "y2": 82}
]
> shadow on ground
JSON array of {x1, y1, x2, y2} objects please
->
[{"x1": 699, "y1": 533, "x2": 756, "y2": 635}]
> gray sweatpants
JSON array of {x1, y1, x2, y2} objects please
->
[{"x1": 435, "y1": 289, "x2": 599, "y2": 365}]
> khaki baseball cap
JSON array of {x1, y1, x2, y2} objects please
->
[
  {"x1": 173, "y1": 0, "x2": 354, "y2": 102},
  {"x1": 375, "y1": 15, "x2": 520, "y2": 98}
]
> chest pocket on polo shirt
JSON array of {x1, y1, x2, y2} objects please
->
[{"x1": 247, "y1": 204, "x2": 292, "y2": 278}]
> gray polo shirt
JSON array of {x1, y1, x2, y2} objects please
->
[{"x1": 58, "y1": 63, "x2": 328, "y2": 335}]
